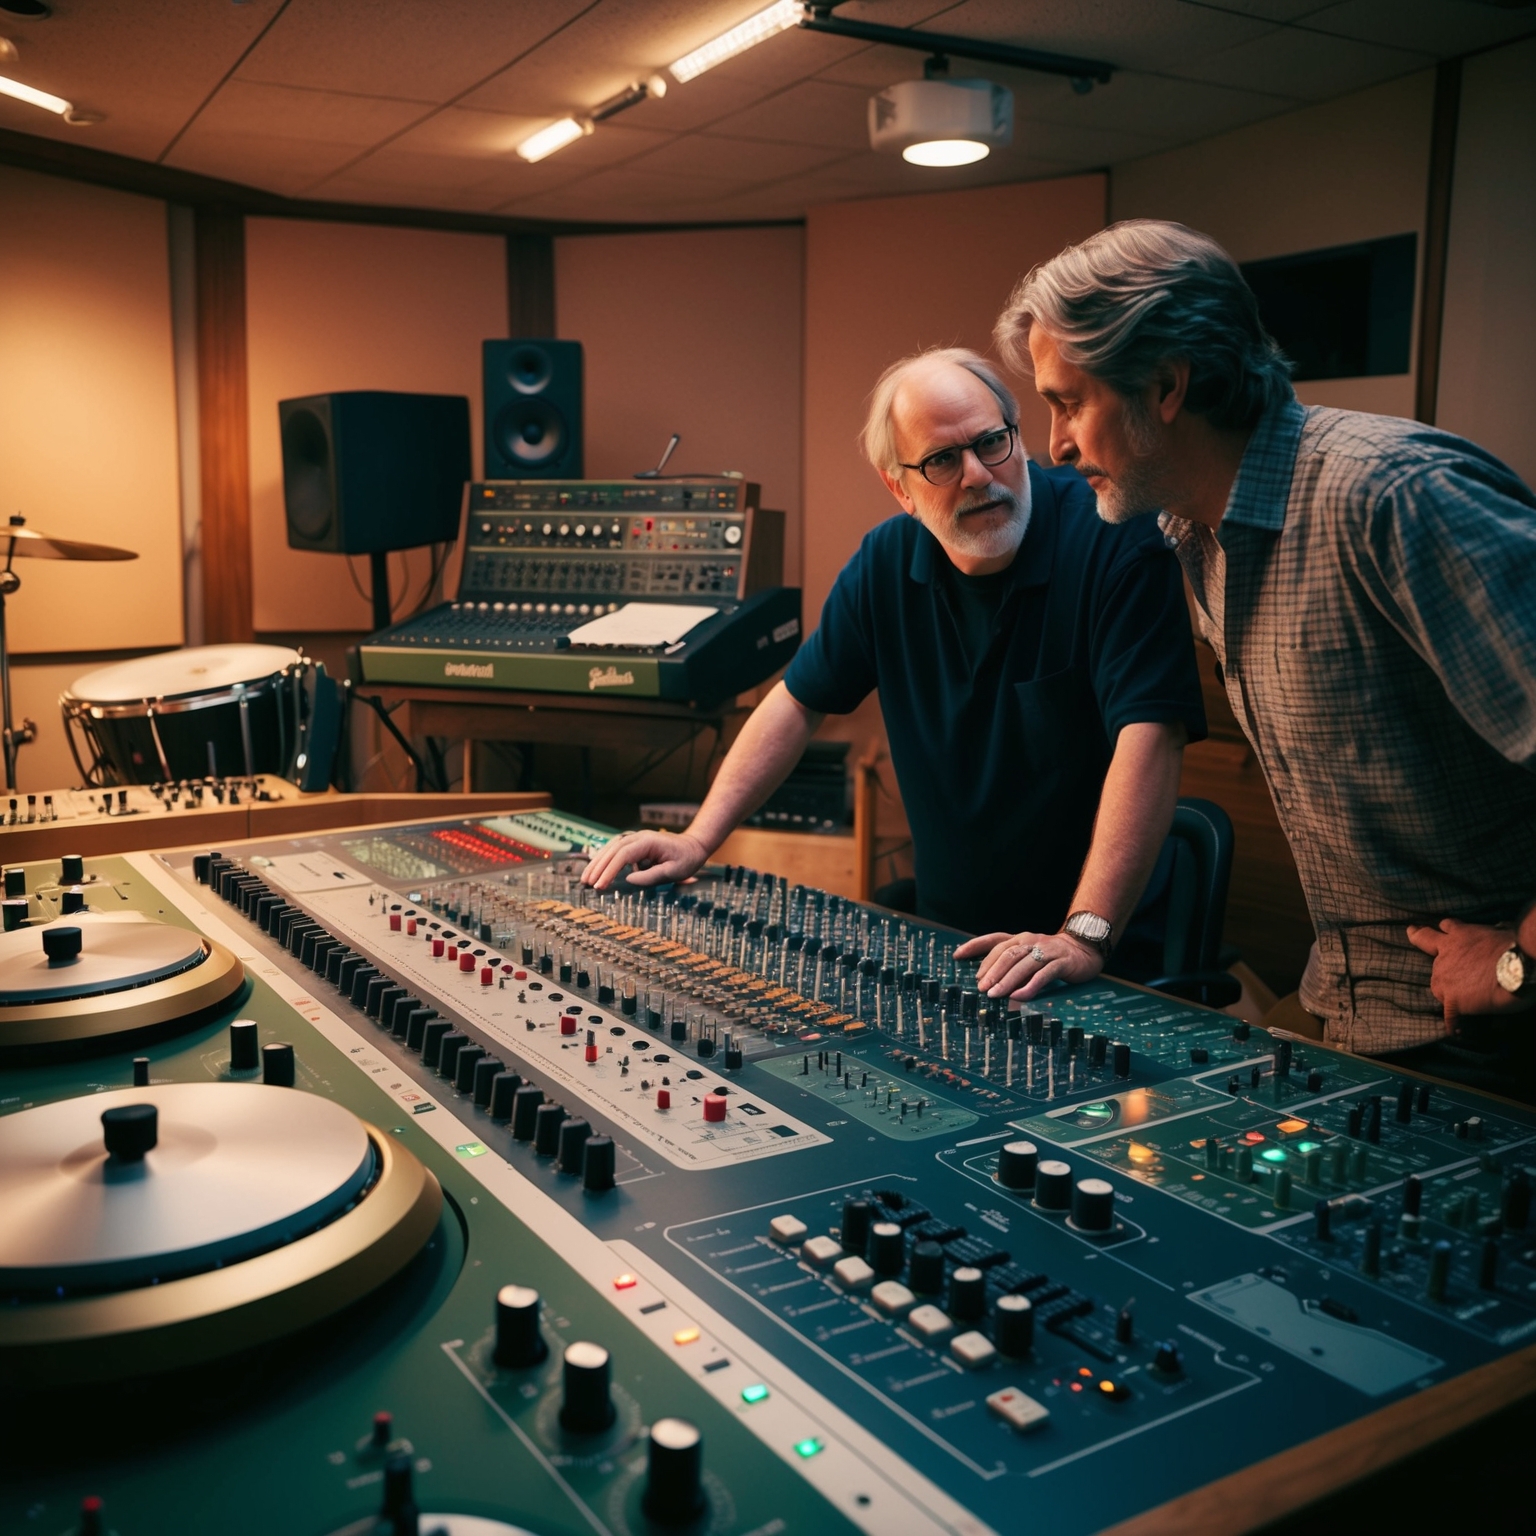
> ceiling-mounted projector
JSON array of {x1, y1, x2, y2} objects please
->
[{"x1": 868, "y1": 77, "x2": 1013, "y2": 166}]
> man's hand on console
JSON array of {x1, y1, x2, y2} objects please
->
[
  {"x1": 1407, "y1": 918, "x2": 1534, "y2": 1025},
  {"x1": 581, "y1": 829, "x2": 710, "y2": 892},
  {"x1": 955, "y1": 929, "x2": 1104, "y2": 1001}
]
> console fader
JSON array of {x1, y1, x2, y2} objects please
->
[{"x1": 2, "y1": 810, "x2": 1533, "y2": 1536}]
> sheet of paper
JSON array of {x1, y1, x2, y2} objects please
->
[{"x1": 565, "y1": 602, "x2": 718, "y2": 648}]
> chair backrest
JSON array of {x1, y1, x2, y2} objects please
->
[{"x1": 1161, "y1": 797, "x2": 1234, "y2": 975}]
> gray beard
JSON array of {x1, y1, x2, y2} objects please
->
[
  {"x1": 920, "y1": 481, "x2": 1030, "y2": 559},
  {"x1": 1081, "y1": 456, "x2": 1171, "y2": 524}
]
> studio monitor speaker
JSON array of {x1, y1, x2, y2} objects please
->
[
  {"x1": 483, "y1": 338, "x2": 583, "y2": 479},
  {"x1": 278, "y1": 390, "x2": 471, "y2": 554}
]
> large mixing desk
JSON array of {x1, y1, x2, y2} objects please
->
[{"x1": 1, "y1": 809, "x2": 1533, "y2": 1536}]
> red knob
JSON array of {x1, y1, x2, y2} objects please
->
[
  {"x1": 657, "y1": 1088, "x2": 671, "y2": 1110},
  {"x1": 704, "y1": 1093, "x2": 727, "y2": 1123},
  {"x1": 560, "y1": 1013, "x2": 578, "y2": 1036},
  {"x1": 432, "y1": 938, "x2": 445, "y2": 958},
  {"x1": 459, "y1": 950, "x2": 476, "y2": 973},
  {"x1": 389, "y1": 913, "x2": 401, "y2": 931}
]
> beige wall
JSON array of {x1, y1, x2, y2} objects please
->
[
  {"x1": 1111, "y1": 71, "x2": 1436, "y2": 420},
  {"x1": 0, "y1": 166, "x2": 185, "y2": 655},
  {"x1": 244, "y1": 217, "x2": 508, "y2": 632},
  {"x1": 802, "y1": 174, "x2": 1107, "y2": 629},
  {"x1": 555, "y1": 226, "x2": 805, "y2": 585},
  {"x1": 1437, "y1": 38, "x2": 1536, "y2": 487}
]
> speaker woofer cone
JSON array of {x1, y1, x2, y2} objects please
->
[
  {"x1": 280, "y1": 408, "x2": 334, "y2": 542},
  {"x1": 494, "y1": 399, "x2": 567, "y2": 467}
]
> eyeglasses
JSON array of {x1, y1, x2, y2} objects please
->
[{"x1": 899, "y1": 424, "x2": 1017, "y2": 487}]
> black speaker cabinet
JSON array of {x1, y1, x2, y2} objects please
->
[
  {"x1": 483, "y1": 338, "x2": 583, "y2": 478},
  {"x1": 279, "y1": 391, "x2": 471, "y2": 554}
]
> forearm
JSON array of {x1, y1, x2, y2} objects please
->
[
  {"x1": 685, "y1": 682, "x2": 823, "y2": 856},
  {"x1": 1070, "y1": 721, "x2": 1187, "y2": 937}
]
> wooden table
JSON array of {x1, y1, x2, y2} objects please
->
[{"x1": 364, "y1": 683, "x2": 751, "y2": 797}]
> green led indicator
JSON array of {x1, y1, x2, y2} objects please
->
[
  {"x1": 1295, "y1": 1141, "x2": 1321, "y2": 1154},
  {"x1": 455, "y1": 1142, "x2": 488, "y2": 1159},
  {"x1": 741, "y1": 1383, "x2": 769, "y2": 1405},
  {"x1": 1260, "y1": 1148, "x2": 1287, "y2": 1163},
  {"x1": 794, "y1": 1437, "x2": 823, "y2": 1459}
]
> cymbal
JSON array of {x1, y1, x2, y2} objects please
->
[{"x1": 2, "y1": 517, "x2": 137, "y2": 562}]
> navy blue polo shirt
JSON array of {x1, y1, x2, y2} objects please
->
[{"x1": 784, "y1": 461, "x2": 1207, "y2": 937}]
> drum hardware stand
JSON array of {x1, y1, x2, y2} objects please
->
[{"x1": 0, "y1": 552, "x2": 38, "y2": 793}]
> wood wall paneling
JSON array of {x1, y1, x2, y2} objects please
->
[
  {"x1": 507, "y1": 233, "x2": 556, "y2": 338},
  {"x1": 195, "y1": 206, "x2": 254, "y2": 644},
  {"x1": 1415, "y1": 59, "x2": 1463, "y2": 426},
  {"x1": 242, "y1": 218, "x2": 508, "y2": 633}
]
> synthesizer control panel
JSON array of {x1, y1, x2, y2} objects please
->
[{"x1": 2, "y1": 811, "x2": 1533, "y2": 1536}]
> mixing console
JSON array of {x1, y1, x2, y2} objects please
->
[{"x1": 2, "y1": 811, "x2": 1533, "y2": 1536}]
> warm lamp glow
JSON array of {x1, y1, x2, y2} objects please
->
[
  {"x1": 902, "y1": 138, "x2": 990, "y2": 167},
  {"x1": 670, "y1": 1, "x2": 801, "y2": 83},
  {"x1": 515, "y1": 117, "x2": 591, "y2": 164}
]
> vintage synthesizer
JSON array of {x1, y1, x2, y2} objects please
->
[
  {"x1": 2, "y1": 811, "x2": 1533, "y2": 1536},
  {"x1": 355, "y1": 479, "x2": 800, "y2": 705}
]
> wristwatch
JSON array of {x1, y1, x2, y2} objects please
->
[
  {"x1": 1064, "y1": 910, "x2": 1114, "y2": 961},
  {"x1": 1495, "y1": 942, "x2": 1536, "y2": 998}
]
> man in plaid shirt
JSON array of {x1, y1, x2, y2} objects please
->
[{"x1": 994, "y1": 219, "x2": 1536, "y2": 1099}]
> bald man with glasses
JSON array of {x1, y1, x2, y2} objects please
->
[{"x1": 585, "y1": 347, "x2": 1206, "y2": 1001}]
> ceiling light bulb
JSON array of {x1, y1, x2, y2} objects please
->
[
  {"x1": 670, "y1": 0, "x2": 802, "y2": 84},
  {"x1": 516, "y1": 117, "x2": 592, "y2": 164},
  {"x1": 0, "y1": 70, "x2": 69, "y2": 115},
  {"x1": 902, "y1": 139, "x2": 990, "y2": 167}
]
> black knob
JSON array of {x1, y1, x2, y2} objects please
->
[
  {"x1": 131, "y1": 1056, "x2": 149, "y2": 1087},
  {"x1": 1152, "y1": 1340, "x2": 1183, "y2": 1375},
  {"x1": 437, "y1": 1031, "x2": 469, "y2": 1080},
  {"x1": 472, "y1": 1056, "x2": 505, "y2": 1107},
  {"x1": 102, "y1": 1103, "x2": 158, "y2": 1161},
  {"x1": 1314, "y1": 1198, "x2": 1333, "y2": 1242},
  {"x1": 378, "y1": 1449, "x2": 418, "y2": 1527},
  {"x1": 1189, "y1": 1046, "x2": 1208, "y2": 1064},
  {"x1": 560, "y1": 1340, "x2": 615, "y2": 1433},
  {"x1": 3, "y1": 865, "x2": 24, "y2": 898},
  {"x1": 1035, "y1": 1159, "x2": 1072, "y2": 1211},
  {"x1": 193, "y1": 853, "x2": 213, "y2": 883},
  {"x1": 454, "y1": 1045, "x2": 486, "y2": 1093},
  {"x1": 1503, "y1": 1169, "x2": 1531, "y2": 1230},
  {"x1": 996, "y1": 1139, "x2": 1038, "y2": 1191},
  {"x1": 494, "y1": 1283, "x2": 548, "y2": 1367},
  {"x1": 489, "y1": 1071, "x2": 524, "y2": 1121},
  {"x1": 229, "y1": 1018, "x2": 259, "y2": 1072},
  {"x1": 841, "y1": 1197, "x2": 873, "y2": 1253},
  {"x1": 1276, "y1": 1038, "x2": 1292, "y2": 1078},
  {"x1": 512, "y1": 1085, "x2": 544, "y2": 1139},
  {"x1": 1071, "y1": 1177, "x2": 1116, "y2": 1232},
  {"x1": 559, "y1": 1117, "x2": 592, "y2": 1174},
  {"x1": 60, "y1": 853, "x2": 84, "y2": 885},
  {"x1": 43, "y1": 925, "x2": 83, "y2": 963},
  {"x1": 908, "y1": 1238, "x2": 945, "y2": 1294},
  {"x1": 61, "y1": 886, "x2": 86, "y2": 914},
  {"x1": 1112, "y1": 1041, "x2": 1130, "y2": 1077},
  {"x1": 1232, "y1": 1020, "x2": 1250, "y2": 1041},
  {"x1": 78, "y1": 1496, "x2": 106, "y2": 1536},
  {"x1": 583, "y1": 1135, "x2": 616, "y2": 1192},
  {"x1": 1089, "y1": 1032, "x2": 1108, "y2": 1066},
  {"x1": 1396, "y1": 1082, "x2": 1414, "y2": 1124},
  {"x1": 262, "y1": 1041, "x2": 296, "y2": 1086},
  {"x1": 1, "y1": 896, "x2": 26, "y2": 930},
  {"x1": 994, "y1": 1293, "x2": 1035, "y2": 1357},
  {"x1": 1403, "y1": 1174, "x2": 1423, "y2": 1217},
  {"x1": 534, "y1": 1101, "x2": 568, "y2": 1156},
  {"x1": 868, "y1": 1220, "x2": 904, "y2": 1276},
  {"x1": 644, "y1": 1417, "x2": 706, "y2": 1524},
  {"x1": 420, "y1": 1019, "x2": 451, "y2": 1067},
  {"x1": 949, "y1": 1265, "x2": 986, "y2": 1321}
]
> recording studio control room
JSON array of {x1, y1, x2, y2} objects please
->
[{"x1": 2, "y1": 4, "x2": 1534, "y2": 1535}]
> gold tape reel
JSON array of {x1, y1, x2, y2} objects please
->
[{"x1": 0, "y1": 1124, "x2": 443, "y2": 1387}]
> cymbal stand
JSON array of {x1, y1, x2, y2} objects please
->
[{"x1": 0, "y1": 544, "x2": 38, "y2": 792}]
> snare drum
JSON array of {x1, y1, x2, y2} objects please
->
[{"x1": 62, "y1": 645, "x2": 308, "y2": 786}]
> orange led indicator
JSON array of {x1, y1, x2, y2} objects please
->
[
  {"x1": 1243, "y1": 1131, "x2": 1265, "y2": 1144},
  {"x1": 673, "y1": 1327, "x2": 701, "y2": 1346},
  {"x1": 1277, "y1": 1119, "x2": 1309, "y2": 1134},
  {"x1": 1078, "y1": 1367, "x2": 1093, "y2": 1377}
]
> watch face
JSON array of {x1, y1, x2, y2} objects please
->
[
  {"x1": 1496, "y1": 946, "x2": 1527, "y2": 995},
  {"x1": 1069, "y1": 913, "x2": 1111, "y2": 943}
]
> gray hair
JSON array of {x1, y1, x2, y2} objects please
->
[
  {"x1": 862, "y1": 346, "x2": 1018, "y2": 474},
  {"x1": 994, "y1": 220, "x2": 1293, "y2": 432}
]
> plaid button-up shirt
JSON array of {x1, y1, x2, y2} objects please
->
[{"x1": 1161, "y1": 397, "x2": 1536, "y2": 1054}]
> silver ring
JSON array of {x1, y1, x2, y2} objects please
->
[{"x1": 1029, "y1": 944, "x2": 1047, "y2": 963}]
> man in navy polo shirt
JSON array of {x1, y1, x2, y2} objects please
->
[{"x1": 584, "y1": 348, "x2": 1206, "y2": 1000}]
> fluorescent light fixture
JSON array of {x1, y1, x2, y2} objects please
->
[
  {"x1": 670, "y1": 0, "x2": 801, "y2": 84},
  {"x1": 516, "y1": 116, "x2": 592, "y2": 164},
  {"x1": 903, "y1": 139, "x2": 990, "y2": 167},
  {"x1": 0, "y1": 71, "x2": 69, "y2": 115}
]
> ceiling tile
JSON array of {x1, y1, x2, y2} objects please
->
[
  {"x1": 182, "y1": 80, "x2": 433, "y2": 146},
  {"x1": 161, "y1": 132, "x2": 367, "y2": 198},
  {"x1": 1172, "y1": 23, "x2": 1432, "y2": 99},
  {"x1": 1298, "y1": 0, "x2": 1536, "y2": 54},
  {"x1": 0, "y1": 0, "x2": 286, "y2": 161},
  {"x1": 630, "y1": 133, "x2": 852, "y2": 181},
  {"x1": 1019, "y1": 68, "x2": 1302, "y2": 140},
  {"x1": 235, "y1": 0, "x2": 594, "y2": 101},
  {"x1": 708, "y1": 79, "x2": 874, "y2": 149}
]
